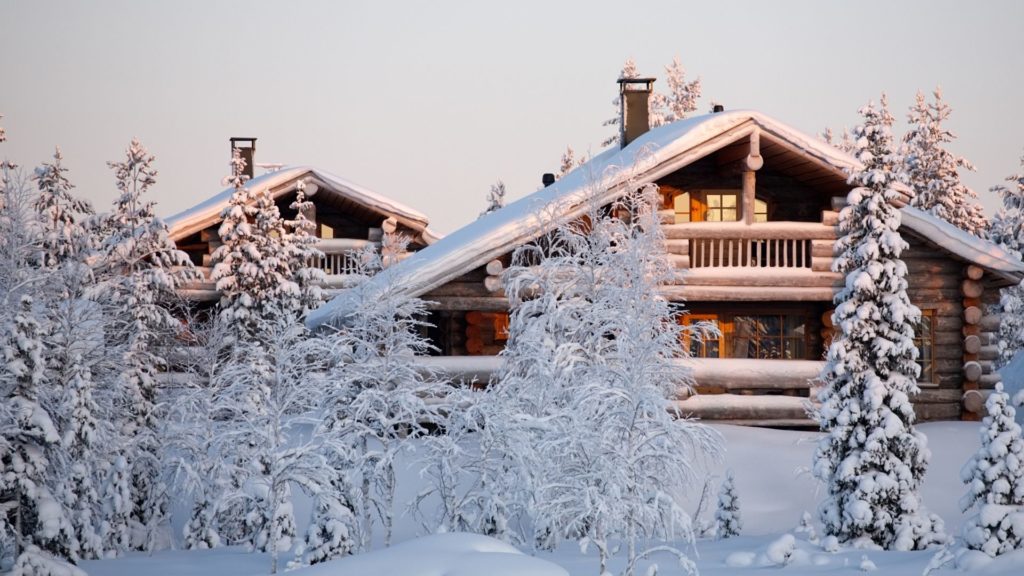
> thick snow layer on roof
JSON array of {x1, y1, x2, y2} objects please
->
[
  {"x1": 900, "y1": 205, "x2": 1024, "y2": 281},
  {"x1": 307, "y1": 110, "x2": 1017, "y2": 329},
  {"x1": 310, "y1": 111, "x2": 844, "y2": 328},
  {"x1": 165, "y1": 166, "x2": 433, "y2": 241}
]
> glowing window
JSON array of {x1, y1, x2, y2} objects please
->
[
  {"x1": 754, "y1": 199, "x2": 769, "y2": 222},
  {"x1": 673, "y1": 193, "x2": 691, "y2": 223},
  {"x1": 705, "y1": 193, "x2": 738, "y2": 222}
]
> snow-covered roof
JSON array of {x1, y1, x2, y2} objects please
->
[
  {"x1": 307, "y1": 110, "x2": 1019, "y2": 329},
  {"x1": 899, "y1": 205, "x2": 1024, "y2": 283},
  {"x1": 166, "y1": 166, "x2": 437, "y2": 244}
]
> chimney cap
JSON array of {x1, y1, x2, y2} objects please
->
[
  {"x1": 617, "y1": 77, "x2": 657, "y2": 90},
  {"x1": 712, "y1": 104, "x2": 725, "y2": 113},
  {"x1": 230, "y1": 137, "x2": 258, "y2": 145},
  {"x1": 542, "y1": 173, "x2": 556, "y2": 187}
]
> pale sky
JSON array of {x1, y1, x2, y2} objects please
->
[{"x1": 2, "y1": 0, "x2": 1022, "y2": 233}]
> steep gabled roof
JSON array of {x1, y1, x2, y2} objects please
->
[
  {"x1": 307, "y1": 110, "x2": 1019, "y2": 329},
  {"x1": 166, "y1": 166, "x2": 439, "y2": 245}
]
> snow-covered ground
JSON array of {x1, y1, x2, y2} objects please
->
[{"x1": 79, "y1": 422, "x2": 1022, "y2": 576}]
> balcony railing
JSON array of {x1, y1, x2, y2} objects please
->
[{"x1": 661, "y1": 222, "x2": 837, "y2": 271}]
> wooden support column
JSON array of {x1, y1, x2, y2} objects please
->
[{"x1": 742, "y1": 129, "x2": 763, "y2": 225}]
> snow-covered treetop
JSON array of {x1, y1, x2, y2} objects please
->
[
  {"x1": 33, "y1": 147, "x2": 94, "y2": 266},
  {"x1": 990, "y1": 153, "x2": 1024, "y2": 258},
  {"x1": 903, "y1": 88, "x2": 988, "y2": 236}
]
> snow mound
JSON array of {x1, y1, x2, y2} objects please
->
[{"x1": 292, "y1": 532, "x2": 568, "y2": 576}]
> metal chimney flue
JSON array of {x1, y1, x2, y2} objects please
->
[
  {"x1": 618, "y1": 77, "x2": 656, "y2": 148},
  {"x1": 542, "y1": 173, "x2": 556, "y2": 187},
  {"x1": 230, "y1": 137, "x2": 257, "y2": 179}
]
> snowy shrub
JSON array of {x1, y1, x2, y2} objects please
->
[
  {"x1": 812, "y1": 95, "x2": 945, "y2": 551},
  {"x1": 795, "y1": 511, "x2": 819, "y2": 545},
  {"x1": 714, "y1": 471, "x2": 741, "y2": 539}
]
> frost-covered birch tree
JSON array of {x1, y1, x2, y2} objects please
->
[
  {"x1": 491, "y1": 184, "x2": 720, "y2": 576},
  {"x1": 480, "y1": 180, "x2": 506, "y2": 217},
  {"x1": 320, "y1": 262, "x2": 445, "y2": 549},
  {"x1": 650, "y1": 56, "x2": 701, "y2": 127},
  {"x1": 903, "y1": 89, "x2": 987, "y2": 236},
  {"x1": 959, "y1": 382, "x2": 1024, "y2": 557},
  {"x1": 812, "y1": 96, "x2": 945, "y2": 551},
  {"x1": 210, "y1": 320, "x2": 342, "y2": 574}
]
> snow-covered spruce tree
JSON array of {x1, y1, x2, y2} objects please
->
[
  {"x1": 601, "y1": 57, "x2": 640, "y2": 147},
  {"x1": 715, "y1": 471, "x2": 741, "y2": 539},
  {"x1": 286, "y1": 179, "x2": 325, "y2": 319},
  {"x1": 33, "y1": 148, "x2": 94, "y2": 268},
  {"x1": 96, "y1": 138, "x2": 199, "y2": 552},
  {"x1": 959, "y1": 382, "x2": 1024, "y2": 557},
  {"x1": 0, "y1": 296, "x2": 77, "y2": 565},
  {"x1": 480, "y1": 180, "x2": 506, "y2": 217},
  {"x1": 211, "y1": 150, "x2": 302, "y2": 346},
  {"x1": 990, "y1": 155, "x2": 1024, "y2": 364},
  {"x1": 320, "y1": 255, "x2": 447, "y2": 549},
  {"x1": 812, "y1": 96, "x2": 945, "y2": 551},
  {"x1": 300, "y1": 484, "x2": 358, "y2": 566},
  {"x1": 210, "y1": 320, "x2": 341, "y2": 574},
  {"x1": 903, "y1": 89, "x2": 988, "y2": 236},
  {"x1": 32, "y1": 148, "x2": 109, "y2": 560},
  {"x1": 498, "y1": 184, "x2": 721, "y2": 575}
]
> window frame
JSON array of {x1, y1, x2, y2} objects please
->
[{"x1": 914, "y1": 308, "x2": 937, "y2": 386}]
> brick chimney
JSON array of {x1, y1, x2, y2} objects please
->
[
  {"x1": 618, "y1": 77, "x2": 656, "y2": 148},
  {"x1": 230, "y1": 137, "x2": 257, "y2": 179}
]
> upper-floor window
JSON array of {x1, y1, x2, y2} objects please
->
[
  {"x1": 704, "y1": 192, "x2": 739, "y2": 222},
  {"x1": 674, "y1": 193, "x2": 691, "y2": 223},
  {"x1": 673, "y1": 190, "x2": 767, "y2": 223},
  {"x1": 754, "y1": 198, "x2": 769, "y2": 222}
]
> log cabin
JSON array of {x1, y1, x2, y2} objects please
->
[
  {"x1": 309, "y1": 81, "x2": 1024, "y2": 428},
  {"x1": 166, "y1": 142, "x2": 439, "y2": 306}
]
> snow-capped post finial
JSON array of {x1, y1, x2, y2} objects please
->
[
  {"x1": 229, "y1": 137, "x2": 257, "y2": 179},
  {"x1": 618, "y1": 77, "x2": 656, "y2": 148}
]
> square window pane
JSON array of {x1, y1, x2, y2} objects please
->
[
  {"x1": 675, "y1": 214, "x2": 690, "y2": 223},
  {"x1": 707, "y1": 210, "x2": 721, "y2": 222},
  {"x1": 723, "y1": 195, "x2": 737, "y2": 208},
  {"x1": 707, "y1": 195, "x2": 721, "y2": 208},
  {"x1": 754, "y1": 213, "x2": 768, "y2": 222},
  {"x1": 722, "y1": 208, "x2": 737, "y2": 221}
]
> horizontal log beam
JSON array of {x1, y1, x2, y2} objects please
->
[
  {"x1": 679, "y1": 270, "x2": 843, "y2": 288},
  {"x1": 425, "y1": 297, "x2": 509, "y2": 311},
  {"x1": 660, "y1": 285, "x2": 836, "y2": 301},
  {"x1": 671, "y1": 394, "x2": 811, "y2": 421},
  {"x1": 662, "y1": 222, "x2": 838, "y2": 240}
]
